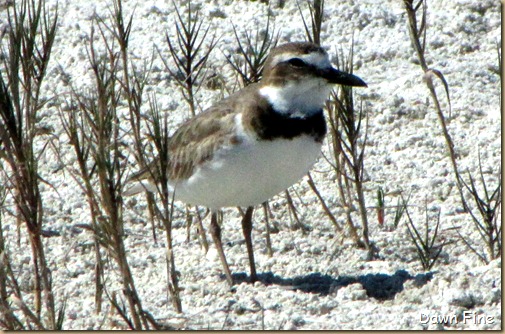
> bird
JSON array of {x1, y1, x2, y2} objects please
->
[{"x1": 124, "y1": 42, "x2": 367, "y2": 286}]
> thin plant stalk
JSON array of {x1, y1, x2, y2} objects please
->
[
  {"x1": 326, "y1": 43, "x2": 371, "y2": 253},
  {"x1": 107, "y1": 0, "x2": 160, "y2": 245},
  {"x1": 403, "y1": 0, "x2": 464, "y2": 207},
  {"x1": 145, "y1": 95, "x2": 182, "y2": 312},
  {"x1": 161, "y1": 0, "x2": 217, "y2": 116},
  {"x1": 0, "y1": 0, "x2": 59, "y2": 328},
  {"x1": 297, "y1": 0, "x2": 324, "y2": 45},
  {"x1": 61, "y1": 19, "x2": 153, "y2": 328}
]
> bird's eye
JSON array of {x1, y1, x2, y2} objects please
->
[{"x1": 287, "y1": 58, "x2": 306, "y2": 67}]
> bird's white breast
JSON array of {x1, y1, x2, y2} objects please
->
[{"x1": 170, "y1": 115, "x2": 322, "y2": 209}]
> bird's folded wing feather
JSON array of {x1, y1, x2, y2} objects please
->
[{"x1": 124, "y1": 103, "x2": 240, "y2": 192}]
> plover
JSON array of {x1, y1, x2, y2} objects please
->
[{"x1": 125, "y1": 42, "x2": 366, "y2": 286}]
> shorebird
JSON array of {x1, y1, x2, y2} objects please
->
[{"x1": 125, "y1": 42, "x2": 366, "y2": 286}]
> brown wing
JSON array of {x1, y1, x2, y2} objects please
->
[
  {"x1": 165, "y1": 105, "x2": 238, "y2": 181},
  {"x1": 127, "y1": 101, "x2": 240, "y2": 185},
  {"x1": 126, "y1": 84, "x2": 260, "y2": 186}
]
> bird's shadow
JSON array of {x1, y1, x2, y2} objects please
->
[{"x1": 230, "y1": 269, "x2": 434, "y2": 300}]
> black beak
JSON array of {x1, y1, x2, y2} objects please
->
[{"x1": 321, "y1": 67, "x2": 367, "y2": 87}]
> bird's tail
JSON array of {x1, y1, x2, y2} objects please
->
[
  {"x1": 123, "y1": 181, "x2": 157, "y2": 196},
  {"x1": 123, "y1": 160, "x2": 160, "y2": 196}
]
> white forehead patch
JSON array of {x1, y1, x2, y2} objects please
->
[{"x1": 272, "y1": 51, "x2": 331, "y2": 69}]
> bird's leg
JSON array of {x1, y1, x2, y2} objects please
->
[
  {"x1": 241, "y1": 206, "x2": 257, "y2": 282},
  {"x1": 209, "y1": 211, "x2": 234, "y2": 286}
]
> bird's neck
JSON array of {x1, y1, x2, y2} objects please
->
[{"x1": 259, "y1": 80, "x2": 332, "y2": 117}]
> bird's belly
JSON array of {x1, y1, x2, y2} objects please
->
[{"x1": 171, "y1": 136, "x2": 322, "y2": 209}]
